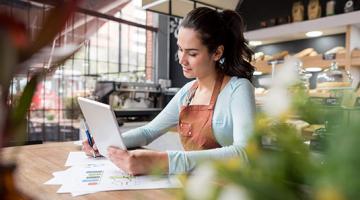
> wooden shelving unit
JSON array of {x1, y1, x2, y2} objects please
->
[
  {"x1": 352, "y1": 49, "x2": 360, "y2": 66},
  {"x1": 253, "y1": 50, "x2": 360, "y2": 74},
  {"x1": 244, "y1": 11, "x2": 360, "y2": 45},
  {"x1": 245, "y1": 10, "x2": 360, "y2": 74}
]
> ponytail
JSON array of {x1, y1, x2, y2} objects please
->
[
  {"x1": 181, "y1": 7, "x2": 255, "y2": 82},
  {"x1": 220, "y1": 10, "x2": 254, "y2": 81}
]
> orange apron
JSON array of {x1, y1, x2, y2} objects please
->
[{"x1": 177, "y1": 74, "x2": 224, "y2": 151}]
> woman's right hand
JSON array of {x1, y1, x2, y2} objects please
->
[{"x1": 82, "y1": 140, "x2": 101, "y2": 157}]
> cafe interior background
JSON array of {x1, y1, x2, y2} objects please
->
[
  {"x1": 1, "y1": 0, "x2": 358, "y2": 145},
  {"x1": 1, "y1": 0, "x2": 360, "y2": 199}
]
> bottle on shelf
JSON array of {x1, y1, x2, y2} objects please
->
[
  {"x1": 292, "y1": 1, "x2": 305, "y2": 22},
  {"x1": 308, "y1": 0, "x2": 322, "y2": 20},
  {"x1": 326, "y1": 0, "x2": 336, "y2": 16}
]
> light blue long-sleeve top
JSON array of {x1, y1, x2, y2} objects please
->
[{"x1": 122, "y1": 76, "x2": 255, "y2": 174}]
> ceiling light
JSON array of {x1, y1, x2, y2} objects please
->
[
  {"x1": 253, "y1": 71, "x2": 263, "y2": 76},
  {"x1": 305, "y1": 67, "x2": 322, "y2": 72},
  {"x1": 305, "y1": 31, "x2": 323, "y2": 37},
  {"x1": 249, "y1": 41, "x2": 263, "y2": 46}
]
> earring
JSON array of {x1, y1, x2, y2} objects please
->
[
  {"x1": 219, "y1": 58, "x2": 225, "y2": 70},
  {"x1": 219, "y1": 58, "x2": 225, "y2": 65}
]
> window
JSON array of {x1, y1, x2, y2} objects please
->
[{"x1": 3, "y1": 0, "x2": 157, "y2": 143}]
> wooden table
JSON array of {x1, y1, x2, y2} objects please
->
[{"x1": 2, "y1": 142, "x2": 180, "y2": 200}]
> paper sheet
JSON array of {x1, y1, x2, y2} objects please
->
[
  {"x1": 44, "y1": 169, "x2": 72, "y2": 185},
  {"x1": 57, "y1": 163, "x2": 181, "y2": 194},
  {"x1": 45, "y1": 151, "x2": 182, "y2": 196},
  {"x1": 65, "y1": 151, "x2": 110, "y2": 166}
]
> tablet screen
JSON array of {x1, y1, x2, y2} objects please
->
[{"x1": 78, "y1": 97, "x2": 127, "y2": 157}]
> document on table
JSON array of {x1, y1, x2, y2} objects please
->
[
  {"x1": 64, "y1": 151, "x2": 109, "y2": 166},
  {"x1": 57, "y1": 163, "x2": 180, "y2": 194},
  {"x1": 45, "y1": 151, "x2": 181, "y2": 196},
  {"x1": 44, "y1": 169, "x2": 72, "y2": 185}
]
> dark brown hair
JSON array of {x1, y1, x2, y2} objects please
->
[{"x1": 180, "y1": 7, "x2": 254, "y2": 81}]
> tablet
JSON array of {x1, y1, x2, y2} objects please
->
[{"x1": 77, "y1": 97, "x2": 127, "y2": 157}]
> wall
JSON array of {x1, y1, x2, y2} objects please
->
[
  {"x1": 155, "y1": 14, "x2": 170, "y2": 80},
  {"x1": 255, "y1": 33, "x2": 346, "y2": 55},
  {"x1": 238, "y1": 0, "x2": 350, "y2": 31},
  {"x1": 169, "y1": 16, "x2": 192, "y2": 88},
  {"x1": 166, "y1": 0, "x2": 357, "y2": 87}
]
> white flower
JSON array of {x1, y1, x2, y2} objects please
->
[
  {"x1": 263, "y1": 56, "x2": 300, "y2": 118},
  {"x1": 272, "y1": 57, "x2": 300, "y2": 88},
  {"x1": 185, "y1": 163, "x2": 216, "y2": 200},
  {"x1": 263, "y1": 87, "x2": 291, "y2": 118},
  {"x1": 218, "y1": 184, "x2": 251, "y2": 200}
]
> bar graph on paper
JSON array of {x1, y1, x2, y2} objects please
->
[
  {"x1": 82, "y1": 170, "x2": 103, "y2": 185},
  {"x1": 80, "y1": 164, "x2": 139, "y2": 187},
  {"x1": 55, "y1": 152, "x2": 182, "y2": 195}
]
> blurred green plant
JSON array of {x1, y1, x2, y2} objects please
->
[
  {"x1": 63, "y1": 96, "x2": 81, "y2": 119},
  {"x1": 0, "y1": 0, "x2": 81, "y2": 152},
  {"x1": 181, "y1": 62, "x2": 360, "y2": 199}
]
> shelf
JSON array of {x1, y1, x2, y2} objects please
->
[
  {"x1": 253, "y1": 51, "x2": 360, "y2": 74},
  {"x1": 244, "y1": 11, "x2": 360, "y2": 45},
  {"x1": 301, "y1": 53, "x2": 347, "y2": 68},
  {"x1": 351, "y1": 49, "x2": 360, "y2": 67},
  {"x1": 254, "y1": 49, "x2": 360, "y2": 73},
  {"x1": 115, "y1": 89, "x2": 161, "y2": 93},
  {"x1": 352, "y1": 57, "x2": 360, "y2": 66},
  {"x1": 353, "y1": 49, "x2": 360, "y2": 57}
]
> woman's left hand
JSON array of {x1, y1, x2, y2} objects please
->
[{"x1": 107, "y1": 147, "x2": 169, "y2": 175}]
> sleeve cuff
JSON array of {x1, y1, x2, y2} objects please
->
[{"x1": 167, "y1": 150, "x2": 193, "y2": 174}]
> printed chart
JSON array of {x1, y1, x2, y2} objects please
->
[
  {"x1": 50, "y1": 152, "x2": 181, "y2": 196},
  {"x1": 82, "y1": 170, "x2": 103, "y2": 186},
  {"x1": 109, "y1": 175, "x2": 136, "y2": 186}
]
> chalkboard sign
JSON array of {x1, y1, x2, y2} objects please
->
[
  {"x1": 309, "y1": 97, "x2": 324, "y2": 105},
  {"x1": 169, "y1": 17, "x2": 192, "y2": 88},
  {"x1": 324, "y1": 97, "x2": 341, "y2": 106},
  {"x1": 309, "y1": 97, "x2": 342, "y2": 106}
]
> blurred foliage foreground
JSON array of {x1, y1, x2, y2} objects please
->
[
  {"x1": 0, "y1": 0, "x2": 80, "y2": 150},
  {"x1": 181, "y1": 59, "x2": 360, "y2": 200}
]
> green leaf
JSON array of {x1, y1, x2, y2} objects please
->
[{"x1": 9, "y1": 74, "x2": 39, "y2": 126}]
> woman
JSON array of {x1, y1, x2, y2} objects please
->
[{"x1": 83, "y1": 7, "x2": 255, "y2": 175}]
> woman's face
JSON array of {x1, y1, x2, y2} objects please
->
[{"x1": 177, "y1": 27, "x2": 218, "y2": 79}]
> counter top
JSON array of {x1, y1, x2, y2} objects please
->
[{"x1": 1, "y1": 142, "x2": 180, "y2": 200}]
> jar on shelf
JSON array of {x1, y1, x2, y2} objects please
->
[
  {"x1": 316, "y1": 61, "x2": 352, "y2": 89},
  {"x1": 297, "y1": 62, "x2": 312, "y2": 90},
  {"x1": 326, "y1": 0, "x2": 336, "y2": 16},
  {"x1": 292, "y1": 1, "x2": 305, "y2": 22},
  {"x1": 315, "y1": 61, "x2": 353, "y2": 97},
  {"x1": 308, "y1": 0, "x2": 322, "y2": 20}
]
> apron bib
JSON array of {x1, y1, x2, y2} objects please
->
[{"x1": 177, "y1": 74, "x2": 224, "y2": 151}]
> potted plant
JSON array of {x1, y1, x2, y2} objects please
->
[
  {"x1": 182, "y1": 58, "x2": 360, "y2": 199},
  {"x1": 0, "y1": 1, "x2": 81, "y2": 198}
]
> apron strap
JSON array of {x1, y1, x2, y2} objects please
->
[
  {"x1": 185, "y1": 81, "x2": 198, "y2": 106},
  {"x1": 185, "y1": 73, "x2": 224, "y2": 107},
  {"x1": 209, "y1": 73, "x2": 224, "y2": 106}
]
